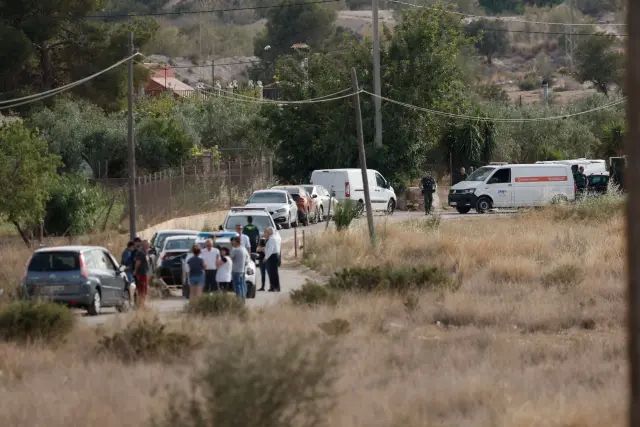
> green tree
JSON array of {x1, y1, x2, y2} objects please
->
[
  {"x1": 465, "y1": 19, "x2": 509, "y2": 65},
  {"x1": 252, "y1": 0, "x2": 337, "y2": 82},
  {"x1": 575, "y1": 34, "x2": 623, "y2": 96},
  {"x1": 441, "y1": 119, "x2": 496, "y2": 170},
  {"x1": 0, "y1": 122, "x2": 60, "y2": 246},
  {"x1": 136, "y1": 117, "x2": 195, "y2": 172}
]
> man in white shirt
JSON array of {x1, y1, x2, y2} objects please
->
[
  {"x1": 264, "y1": 227, "x2": 281, "y2": 292},
  {"x1": 201, "y1": 239, "x2": 220, "y2": 293},
  {"x1": 235, "y1": 224, "x2": 252, "y2": 254}
]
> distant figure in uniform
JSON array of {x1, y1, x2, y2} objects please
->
[
  {"x1": 457, "y1": 167, "x2": 468, "y2": 184},
  {"x1": 574, "y1": 166, "x2": 588, "y2": 198},
  {"x1": 421, "y1": 173, "x2": 437, "y2": 215},
  {"x1": 243, "y1": 216, "x2": 260, "y2": 253}
]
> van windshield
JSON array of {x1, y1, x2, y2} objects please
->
[{"x1": 466, "y1": 167, "x2": 496, "y2": 182}]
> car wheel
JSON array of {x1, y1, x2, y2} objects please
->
[
  {"x1": 476, "y1": 197, "x2": 492, "y2": 214},
  {"x1": 282, "y1": 213, "x2": 291, "y2": 229},
  {"x1": 87, "y1": 290, "x2": 102, "y2": 316},
  {"x1": 386, "y1": 199, "x2": 396, "y2": 215},
  {"x1": 116, "y1": 289, "x2": 132, "y2": 313},
  {"x1": 456, "y1": 206, "x2": 471, "y2": 214}
]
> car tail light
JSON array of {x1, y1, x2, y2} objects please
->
[
  {"x1": 345, "y1": 182, "x2": 350, "y2": 198},
  {"x1": 79, "y1": 253, "x2": 89, "y2": 279}
]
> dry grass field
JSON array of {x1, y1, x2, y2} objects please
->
[{"x1": 0, "y1": 197, "x2": 627, "y2": 427}]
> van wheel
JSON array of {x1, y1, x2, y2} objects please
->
[
  {"x1": 386, "y1": 199, "x2": 396, "y2": 215},
  {"x1": 356, "y1": 201, "x2": 365, "y2": 216},
  {"x1": 87, "y1": 290, "x2": 101, "y2": 316},
  {"x1": 476, "y1": 197, "x2": 492, "y2": 214},
  {"x1": 456, "y1": 206, "x2": 471, "y2": 214}
]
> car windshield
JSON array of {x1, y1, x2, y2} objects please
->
[
  {"x1": 466, "y1": 167, "x2": 496, "y2": 182},
  {"x1": 248, "y1": 192, "x2": 287, "y2": 204},
  {"x1": 165, "y1": 238, "x2": 196, "y2": 251},
  {"x1": 157, "y1": 232, "x2": 194, "y2": 249},
  {"x1": 303, "y1": 186, "x2": 314, "y2": 194},
  {"x1": 28, "y1": 252, "x2": 80, "y2": 272},
  {"x1": 224, "y1": 215, "x2": 273, "y2": 232}
]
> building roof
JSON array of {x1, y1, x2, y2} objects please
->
[{"x1": 150, "y1": 76, "x2": 194, "y2": 92}]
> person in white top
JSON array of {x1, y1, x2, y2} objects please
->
[
  {"x1": 201, "y1": 239, "x2": 220, "y2": 293},
  {"x1": 235, "y1": 224, "x2": 252, "y2": 254},
  {"x1": 263, "y1": 227, "x2": 281, "y2": 292},
  {"x1": 216, "y1": 247, "x2": 233, "y2": 291}
]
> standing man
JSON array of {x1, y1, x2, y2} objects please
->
[
  {"x1": 243, "y1": 216, "x2": 260, "y2": 254},
  {"x1": 134, "y1": 240, "x2": 150, "y2": 309},
  {"x1": 201, "y1": 239, "x2": 220, "y2": 293},
  {"x1": 230, "y1": 237, "x2": 249, "y2": 301},
  {"x1": 257, "y1": 236, "x2": 268, "y2": 292},
  {"x1": 235, "y1": 224, "x2": 252, "y2": 254},
  {"x1": 456, "y1": 167, "x2": 468, "y2": 184},
  {"x1": 264, "y1": 227, "x2": 281, "y2": 292},
  {"x1": 575, "y1": 165, "x2": 588, "y2": 198},
  {"x1": 121, "y1": 241, "x2": 136, "y2": 283},
  {"x1": 421, "y1": 173, "x2": 437, "y2": 215}
]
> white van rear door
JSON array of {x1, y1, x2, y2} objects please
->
[{"x1": 485, "y1": 168, "x2": 513, "y2": 207}]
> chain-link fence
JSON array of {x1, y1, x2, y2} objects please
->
[{"x1": 97, "y1": 157, "x2": 273, "y2": 230}]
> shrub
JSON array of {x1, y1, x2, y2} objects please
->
[
  {"x1": 333, "y1": 199, "x2": 360, "y2": 231},
  {"x1": 551, "y1": 192, "x2": 625, "y2": 222},
  {"x1": 543, "y1": 264, "x2": 584, "y2": 291},
  {"x1": 290, "y1": 281, "x2": 339, "y2": 306},
  {"x1": 319, "y1": 318, "x2": 351, "y2": 336},
  {"x1": 518, "y1": 74, "x2": 539, "y2": 91},
  {"x1": 154, "y1": 332, "x2": 338, "y2": 427},
  {"x1": 327, "y1": 266, "x2": 454, "y2": 293},
  {"x1": 98, "y1": 318, "x2": 196, "y2": 363},
  {"x1": 186, "y1": 293, "x2": 248, "y2": 318},
  {"x1": 0, "y1": 301, "x2": 74, "y2": 343}
]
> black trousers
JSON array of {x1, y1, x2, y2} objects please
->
[
  {"x1": 266, "y1": 254, "x2": 280, "y2": 291},
  {"x1": 205, "y1": 270, "x2": 218, "y2": 293},
  {"x1": 259, "y1": 259, "x2": 267, "y2": 289}
]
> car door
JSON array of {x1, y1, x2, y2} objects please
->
[
  {"x1": 94, "y1": 250, "x2": 119, "y2": 304},
  {"x1": 104, "y1": 251, "x2": 126, "y2": 302},
  {"x1": 485, "y1": 168, "x2": 513, "y2": 207},
  {"x1": 374, "y1": 172, "x2": 390, "y2": 210}
]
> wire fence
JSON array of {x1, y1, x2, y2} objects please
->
[{"x1": 96, "y1": 157, "x2": 274, "y2": 230}]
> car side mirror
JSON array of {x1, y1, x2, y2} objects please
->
[
  {"x1": 312, "y1": 194, "x2": 318, "y2": 198},
  {"x1": 218, "y1": 225, "x2": 224, "y2": 231},
  {"x1": 118, "y1": 265, "x2": 127, "y2": 273}
]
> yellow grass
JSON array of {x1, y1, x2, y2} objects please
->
[{"x1": 0, "y1": 205, "x2": 627, "y2": 426}]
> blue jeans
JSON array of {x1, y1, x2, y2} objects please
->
[{"x1": 232, "y1": 272, "x2": 246, "y2": 301}]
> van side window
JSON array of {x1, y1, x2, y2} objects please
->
[
  {"x1": 488, "y1": 168, "x2": 511, "y2": 184},
  {"x1": 375, "y1": 173, "x2": 386, "y2": 188}
]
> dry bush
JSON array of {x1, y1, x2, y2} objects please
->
[
  {"x1": 290, "y1": 281, "x2": 339, "y2": 306},
  {"x1": 318, "y1": 318, "x2": 351, "y2": 336},
  {"x1": 153, "y1": 331, "x2": 338, "y2": 427},
  {"x1": 0, "y1": 301, "x2": 74, "y2": 343},
  {"x1": 327, "y1": 266, "x2": 454, "y2": 293},
  {"x1": 186, "y1": 293, "x2": 248, "y2": 318},
  {"x1": 98, "y1": 318, "x2": 197, "y2": 363}
]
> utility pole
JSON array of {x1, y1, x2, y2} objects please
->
[
  {"x1": 568, "y1": 0, "x2": 575, "y2": 71},
  {"x1": 628, "y1": 2, "x2": 640, "y2": 425},
  {"x1": 127, "y1": 32, "x2": 137, "y2": 240},
  {"x1": 351, "y1": 68, "x2": 375, "y2": 244},
  {"x1": 372, "y1": 0, "x2": 383, "y2": 148}
]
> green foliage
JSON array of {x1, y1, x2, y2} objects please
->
[
  {"x1": 44, "y1": 174, "x2": 114, "y2": 236},
  {"x1": 98, "y1": 318, "x2": 196, "y2": 363},
  {"x1": 442, "y1": 118, "x2": 496, "y2": 169},
  {"x1": 290, "y1": 281, "x2": 339, "y2": 306},
  {"x1": 597, "y1": 120, "x2": 625, "y2": 158},
  {"x1": 477, "y1": 84, "x2": 510, "y2": 103},
  {"x1": 0, "y1": 301, "x2": 74, "y2": 343},
  {"x1": 518, "y1": 74, "x2": 539, "y2": 91},
  {"x1": 186, "y1": 293, "x2": 248, "y2": 317},
  {"x1": 479, "y1": 0, "x2": 563, "y2": 14},
  {"x1": 466, "y1": 19, "x2": 510, "y2": 64},
  {"x1": 575, "y1": 34, "x2": 623, "y2": 95},
  {"x1": 327, "y1": 266, "x2": 454, "y2": 293},
  {"x1": 0, "y1": 122, "x2": 60, "y2": 244},
  {"x1": 333, "y1": 200, "x2": 361, "y2": 231},
  {"x1": 136, "y1": 116, "x2": 195, "y2": 172},
  {"x1": 154, "y1": 332, "x2": 337, "y2": 427},
  {"x1": 551, "y1": 192, "x2": 625, "y2": 222}
]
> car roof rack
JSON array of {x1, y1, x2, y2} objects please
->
[{"x1": 229, "y1": 207, "x2": 269, "y2": 213}]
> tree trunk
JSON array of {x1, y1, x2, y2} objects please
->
[
  {"x1": 39, "y1": 45, "x2": 55, "y2": 90},
  {"x1": 12, "y1": 221, "x2": 32, "y2": 248}
]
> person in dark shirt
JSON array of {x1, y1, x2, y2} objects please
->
[
  {"x1": 121, "y1": 241, "x2": 135, "y2": 283},
  {"x1": 243, "y1": 216, "x2": 260, "y2": 253},
  {"x1": 187, "y1": 245, "x2": 206, "y2": 300},
  {"x1": 421, "y1": 174, "x2": 436, "y2": 215},
  {"x1": 574, "y1": 166, "x2": 588, "y2": 198},
  {"x1": 134, "y1": 240, "x2": 150, "y2": 308}
]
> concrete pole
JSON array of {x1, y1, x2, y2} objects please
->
[
  {"x1": 372, "y1": 0, "x2": 383, "y2": 148},
  {"x1": 127, "y1": 32, "x2": 137, "y2": 240},
  {"x1": 351, "y1": 68, "x2": 375, "y2": 244}
]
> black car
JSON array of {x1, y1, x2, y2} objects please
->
[
  {"x1": 588, "y1": 174, "x2": 610, "y2": 195},
  {"x1": 157, "y1": 252, "x2": 188, "y2": 286},
  {"x1": 23, "y1": 246, "x2": 134, "y2": 316}
]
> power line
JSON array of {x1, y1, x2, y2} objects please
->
[
  {"x1": 0, "y1": 53, "x2": 142, "y2": 110},
  {"x1": 361, "y1": 89, "x2": 625, "y2": 123},
  {"x1": 388, "y1": 0, "x2": 626, "y2": 27},
  {"x1": 215, "y1": 86, "x2": 353, "y2": 102},
  {"x1": 197, "y1": 87, "x2": 358, "y2": 105},
  {"x1": 87, "y1": 0, "x2": 340, "y2": 19},
  {"x1": 482, "y1": 27, "x2": 627, "y2": 38}
]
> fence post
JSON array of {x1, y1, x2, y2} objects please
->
[{"x1": 227, "y1": 161, "x2": 233, "y2": 205}]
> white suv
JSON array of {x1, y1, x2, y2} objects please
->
[
  {"x1": 221, "y1": 207, "x2": 278, "y2": 234},
  {"x1": 245, "y1": 190, "x2": 298, "y2": 229}
]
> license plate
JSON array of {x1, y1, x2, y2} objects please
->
[{"x1": 40, "y1": 286, "x2": 65, "y2": 294}]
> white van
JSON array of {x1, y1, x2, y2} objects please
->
[
  {"x1": 536, "y1": 159, "x2": 607, "y2": 176},
  {"x1": 448, "y1": 164, "x2": 575, "y2": 214},
  {"x1": 310, "y1": 168, "x2": 397, "y2": 213}
]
